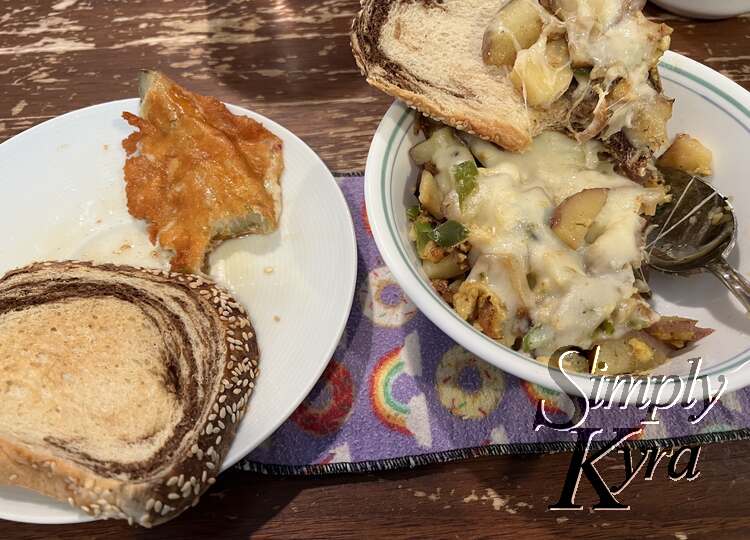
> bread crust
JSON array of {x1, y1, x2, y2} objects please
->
[
  {"x1": 350, "y1": 0, "x2": 535, "y2": 151},
  {"x1": 0, "y1": 261, "x2": 260, "y2": 527}
]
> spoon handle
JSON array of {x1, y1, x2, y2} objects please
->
[{"x1": 707, "y1": 258, "x2": 750, "y2": 313}]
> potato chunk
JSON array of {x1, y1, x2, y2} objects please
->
[
  {"x1": 550, "y1": 188, "x2": 608, "y2": 249},
  {"x1": 482, "y1": 0, "x2": 544, "y2": 68},
  {"x1": 511, "y1": 38, "x2": 573, "y2": 108},
  {"x1": 624, "y1": 95, "x2": 674, "y2": 153},
  {"x1": 644, "y1": 315, "x2": 714, "y2": 348},
  {"x1": 422, "y1": 252, "x2": 468, "y2": 280},
  {"x1": 657, "y1": 133, "x2": 713, "y2": 176},
  {"x1": 591, "y1": 334, "x2": 668, "y2": 375},
  {"x1": 418, "y1": 169, "x2": 444, "y2": 219}
]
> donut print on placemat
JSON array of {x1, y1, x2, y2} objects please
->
[
  {"x1": 521, "y1": 381, "x2": 569, "y2": 415},
  {"x1": 360, "y1": 266, "x2": 417, "y2": 328},
  {"x1": 436, "y1": 346, "x2": 505, "y2": 420},
  {"x1": 489, "y1": 425, "x2": 510, "y2": 444},
  {"x1": 291, "y1": 360, "x2": 354, "y2": 436},
  {"x1": 318, "y1": 443, "x2": 352, "y2": 465},
  {"x1": 641, "y1": 421, "x2": 668, "y2": 440},
  {"x1": 370, "y1": 332, "x2": 433, "y2": 448}
]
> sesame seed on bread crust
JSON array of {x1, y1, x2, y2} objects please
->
[{"x1": 0, "y1": 261, "x2": 259, "y2": 527}]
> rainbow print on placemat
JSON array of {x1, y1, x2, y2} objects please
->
[
  {"x1": 371, "y1": 346, "x2": 411, "y2": 434},
  {"x1": 369, "y1": 332, "x2": 432, "y2": 447}
]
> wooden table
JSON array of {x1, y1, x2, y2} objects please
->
[{"x1": 1, "y1": 1, "x2": 749, "y2": 538}]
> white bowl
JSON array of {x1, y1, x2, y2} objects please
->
[
  {"x1": 650, "y1": 0, "x2": 750, "y2": 19},
  {"x1": 364, "y1": 51, "x2": 750, "y2": 401}
]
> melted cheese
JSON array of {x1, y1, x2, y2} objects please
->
[
  {"x1": 555, "y1": 1, "x2": 668, "y2": 135},
  {"x1": 565, "y1": 6, "x2": 654, "y2": 75},
  {"x1": 421, "y1": 128, "x2": 666, "y2": 354}
]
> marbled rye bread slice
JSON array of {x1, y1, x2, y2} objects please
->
[{"x1": 0, "y1": 261, "x2": 258, "y2": 526}]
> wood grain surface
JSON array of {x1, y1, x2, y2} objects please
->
[{"x1": 1, "y1": 1, "x2": 750, "y2": 539}]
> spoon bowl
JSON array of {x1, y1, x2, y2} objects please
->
[{"x1": 646, "y1": 168, "x2": 750, "y2": 312}]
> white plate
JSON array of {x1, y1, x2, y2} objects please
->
[
  {"x1": 0, "y1": 99, "x2": 357, "y2": 523},
  {"x1": 650, "y1": 0, "x2": 750, "y2": 19},
  {"x1": 365, "y1": 51, "x2": 750, "y2": 402}
]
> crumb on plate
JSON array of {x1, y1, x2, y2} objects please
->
[{"x1": 113, "y1": 241, "x2": 133, "y2": 255}]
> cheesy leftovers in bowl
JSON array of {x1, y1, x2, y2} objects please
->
[{"x1": 407, "y1": 122, "x2": 712, "y2": 374}]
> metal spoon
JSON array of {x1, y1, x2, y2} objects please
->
[{"x1": 645, "y1": 168, "x2": 750, "y2": 313}]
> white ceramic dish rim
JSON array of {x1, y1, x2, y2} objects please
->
[
  {"x1": 650, "y1": 0, "x2": 750, "y2": 20},
  {"x1": 0, "y1": 99, "x2": 358, "y2": 524},
  {"x1": 364, "y1": 51, "x2": 750, "y2": 403}
]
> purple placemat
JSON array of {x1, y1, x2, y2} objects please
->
[{"x1": 238, "y1": 174, "x2": 750, "y2": 475}]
